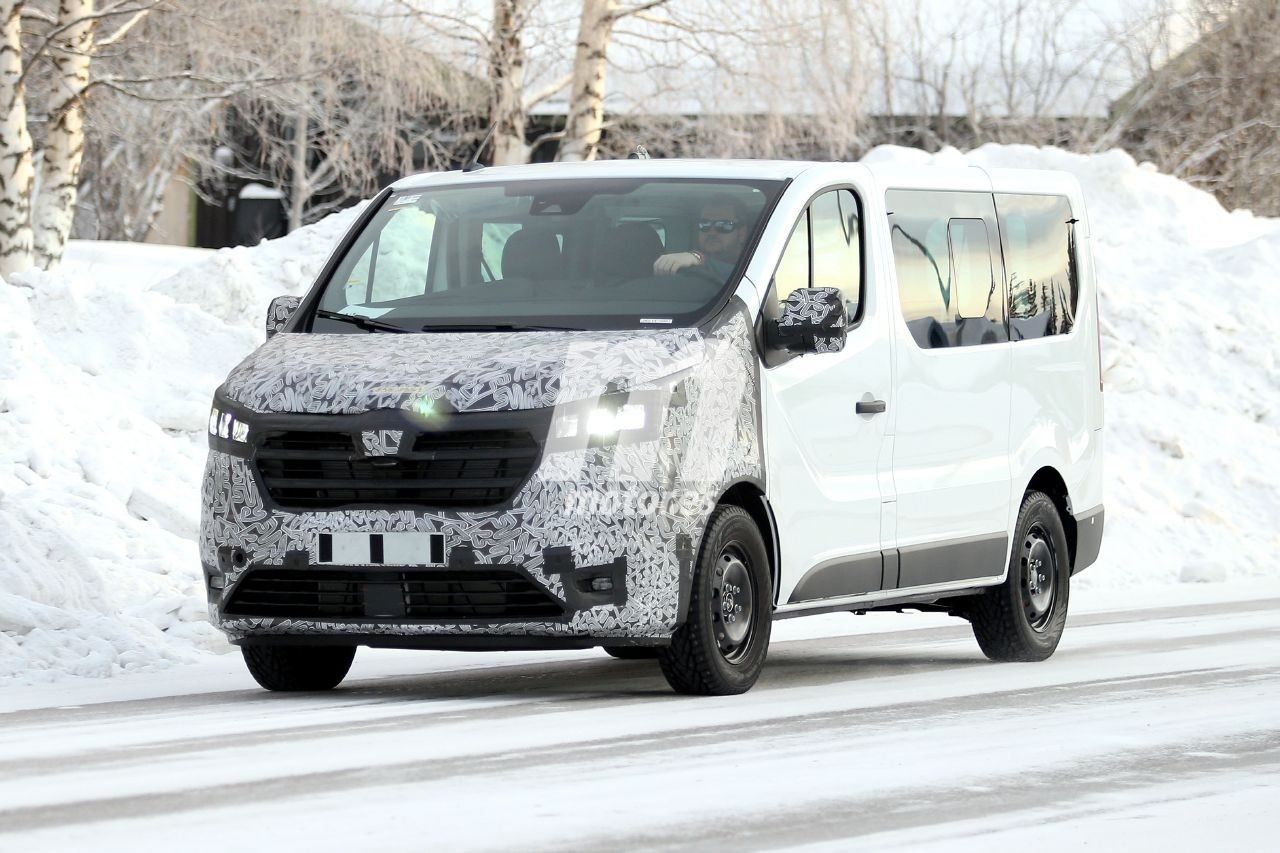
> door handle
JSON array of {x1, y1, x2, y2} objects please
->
[{"x1": 856, "y1": 399, "x2": 886, "y2": 415}]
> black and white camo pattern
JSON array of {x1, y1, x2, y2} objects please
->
[
  {"x1": 265, "y1": 296, "x2": 301, "y2": 339},
  {"x1": 223, "y1": 326, "x2": 705, "y2": 415},
  {"x1": 360, "y1": 429, "x2": 403, "y2": 456},
  {"x1": 777, "y1": 286, "x2": 847, "y2": 353},
  {"x1": 201, "y1": 310, "x2": 761, "y2": 640}
]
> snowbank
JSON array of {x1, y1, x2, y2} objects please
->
[{"x1": 1, "y1": 149, "x2": 1277, "y2": 683}]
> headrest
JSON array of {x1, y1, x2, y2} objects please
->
[
  {"x1": 601, "y1": 222, "x2": 664, "y2": 281},
  {"x1": 501, "y1": 227, "x2": 561, "y2": 280}
]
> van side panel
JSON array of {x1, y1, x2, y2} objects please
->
[{"x1": 1000, "y1": 189, "x2": 1104, "y2": 565}]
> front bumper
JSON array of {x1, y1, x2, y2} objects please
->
[{"x1": 200, "y1": 441, "x2": 702, "y2": 645}]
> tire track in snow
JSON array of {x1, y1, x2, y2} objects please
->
[{"x1": 0, "y1": 661, "x2": 1275, "y2": 834}]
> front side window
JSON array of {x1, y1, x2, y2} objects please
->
[
  {"x1": 311, "y1": 178, "x2": 783, "y2": 332},
  {"x1": 771, "y1": 188, "x2": 862, "y2": 316}
]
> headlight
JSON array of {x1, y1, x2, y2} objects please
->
[
  {"x1": 550, "y1": 391, "x2": 663, "y2": 449},
  {"x1": 557, "y1": 401, "x2": 647, "y2": 439},
  {"x1": 208, "y1": 405, "x2": 251, "y2": 443}
]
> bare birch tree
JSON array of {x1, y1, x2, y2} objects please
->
[
  {"x1": 31, "y1": 0, "x2": 97, "y2": 268},
  {"x1": 0, "y1": 0, "x2": 158, "y2": 273},
  {"x1": 490, "y1": 0, "x2": 529, "y2": 165},
  {"x1": 0, "y1": 0, "x2": 35, "y2": 277},
  {"x1": 391, "y1": 0, "x2": 574, "y2": 166}
]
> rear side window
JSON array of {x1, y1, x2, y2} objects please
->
[
  {"x1": 995, "y1": 193, "x2": 1078, "y2": 339},
  {"x1": 887, "y1": 190, "x2": 1006, "y2": 348}
]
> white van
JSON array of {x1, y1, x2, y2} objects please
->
[{"x1": 201, "y1": 159, "x2": 1104, "y2": 695}]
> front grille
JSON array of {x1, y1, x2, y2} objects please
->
[
  {"x1": 255, "y1": 426, "x2": 541, "y2": 510},
  {"x1": 224, "y1": 568, "x2": 564, "y2": 621}
]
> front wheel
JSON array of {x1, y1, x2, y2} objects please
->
[
  {"x1": 658, "y1": 505, "x2": 772, "y2": 695},
  {"x1": 968, "y1": 491, "x2": 1070, "y2": 662},
  {"x1": 241, "y1": 644, "x2": 356, "y2": 691}
]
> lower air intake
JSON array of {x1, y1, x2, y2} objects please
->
[{"x1": 224, "y1": 568, "x2": 564, "y2": 621}]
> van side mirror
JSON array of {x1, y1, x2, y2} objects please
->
[
  {"x1": 266, "y1": 296, "x2": 301, "y2": 339},
  {"x1": 768, "y1": 287, "x2": 848, "y2": 353}
]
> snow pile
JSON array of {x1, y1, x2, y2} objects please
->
[
  {"x1": 2, "y1": 148, "x2": 1278, "y2": 684},
  {"x1": 151, "y1": 203, "x2": 365, "y2": 325},
  {"x1": 0, "y1": 216, "x2": 359, "y2": 684}
]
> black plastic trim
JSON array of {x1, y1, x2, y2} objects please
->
[
  {"x1": 785, "y1": 532, "x2": 1007, "y2": 606},
  {"x1": 788, "y1": 551, "x2": 882, "y2": 603},
  {"x1": 232, "y1": 634, "x2": 669, "y2": 651},
  {"x1": 1072, "y1": 504, "x2": 1104, "y2": 575},
  {"x1": 774, "y1": 586, "x2": 991, "y2": 619},
  {"x1": 897, "y1": 532, "x2": 1008, "y2": 588}
]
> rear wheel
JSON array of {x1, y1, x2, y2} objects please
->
[
  {"x1": 658, "y1": 505, "x2": 772, "y2": 695},
  {"x1": 968, "y1": 491, "x2": 1070, "y2": 662},
  {"x1": 241, "y1": 644, "x2": 356, "y2": 691}
]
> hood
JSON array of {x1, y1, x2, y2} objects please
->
[{"x1": 221, "y1": 329, "x2": 706, "y2": 415}]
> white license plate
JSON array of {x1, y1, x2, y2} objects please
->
[{"x1": 315, "y1": 532, "x2": 447, "y2": 566}]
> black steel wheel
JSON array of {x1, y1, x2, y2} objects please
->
[
  {"x1": 967, "y1": 490, "x2": 1071, "y2": 662},
  {"x1": 241, "y1": 644, "x2": 356, "y2": 691},
  {"x1": 658, "y1": 505, "x2": 772, "y2": 695}
]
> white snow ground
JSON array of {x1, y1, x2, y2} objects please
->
[
  {"x1": 0, "y1": 589, "x2": 1277, "y2": 851},
  {"x1": 0, "y1": 146, "x2": 1277, "y2": 685}
]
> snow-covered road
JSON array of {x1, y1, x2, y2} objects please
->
[{"x1": 1, "y1": 596, "x2": 1277, "y2": 851}]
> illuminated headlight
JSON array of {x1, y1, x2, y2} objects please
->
[
  {"x1": 552, "y1": 393, "x2": 659, "y2": 446},
  {"x1": 208, "y1": 405, "x2": 251, "y2": 443}
]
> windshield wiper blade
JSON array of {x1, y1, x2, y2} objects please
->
[
  {"x1": 419, "y1": 323, "x2": 586, "y2": 332},
  {"x1": 315, "y1": 308, "x2": 409, "y2": 333}
]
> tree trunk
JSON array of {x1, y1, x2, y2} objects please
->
[
  {"x1": 0, "y1": 0, "x2": 34, "y2": 278},
  {"x1": 288, "y1": 105, "x2": 309, "y2": 232},
  {"x1": 559, "y1": 0, "x2": 615, "y2": 162},
  {"x1": 489, "y1": 0, "x2": 527, "y2": 166},
  {"x1": 32, "y1": 0, "x2": 95, "y2": 271}
]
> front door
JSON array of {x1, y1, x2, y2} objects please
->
[{"x1": 763, "y1": 188, "x2": 894, "y2": 605}]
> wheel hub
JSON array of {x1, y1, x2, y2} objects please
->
[
  {"x1": 1022, "y1": 528, "x2": 1056, "y2": 629},
  {"x1": 713, "y1": 549, "x2": 754, "y2": 660}
]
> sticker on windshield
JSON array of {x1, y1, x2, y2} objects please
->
[
  {"x1": 390, "y1": 193, "x2": 422, "y2": 206},
  {"x1": 639, "y1": 318, "x2": 673, "y2": 324}
]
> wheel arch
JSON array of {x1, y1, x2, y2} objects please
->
[
  {"x1": 1024, "y1": 465, "x2": 1079, "y2": 572},
  {"x1": 714, "y1": 479, "x2": 780, "y2": 608}
]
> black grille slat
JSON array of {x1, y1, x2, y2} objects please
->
[
  {"x1": 225, "y1": 569, "x2": 564, "y2": 620},
  {"x1": 254, "y1": 425, "x2": 542, "y2": 510}
]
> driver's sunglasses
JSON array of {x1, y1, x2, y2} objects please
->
[{"x1": 697, "y1": 219, "x2": 739, "y2": 234}]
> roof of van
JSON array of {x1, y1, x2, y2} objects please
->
[{"x1": 391, "y1": 158, "x2": 1083, "y2": 198}]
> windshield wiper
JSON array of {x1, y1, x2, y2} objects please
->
[
  {"x1": 419, "y1": 323, "x2": 586, "y2": 332},
  {"x1": 315, "y1": 308, "x2": 409, "y2": 334}
]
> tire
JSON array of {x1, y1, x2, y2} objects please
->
[
  {"x1": 241, "y1": 644, "x2": 356, "y2": 691},
  {"x1": 968, "y1": 491, "x2": 1071, "y2": 662},
  {"x1": 658, "y1": 505, "x2": 772, "y2": 695},
  {"x1": 603, "y1": 646, "x2": 659, "y2": 660}
]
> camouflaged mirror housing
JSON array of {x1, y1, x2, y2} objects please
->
[
  {"x1": 769, "y1": 287, "x2": 848, "y2": 353},
  {"x1": 265, "y1": 296, "x2": 301, "y2": 339}
]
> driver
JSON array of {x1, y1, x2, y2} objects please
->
[{"x1": 653, "y1": 196, "x2": 749, "y2": 280}]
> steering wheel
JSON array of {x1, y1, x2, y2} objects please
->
[{"x1": 675, "y1": 264, "x2": 724, "y2": 287}]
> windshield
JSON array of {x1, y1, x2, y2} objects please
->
[{"x1": 309, "y1": 177, "x2": 784, "y2": 332}]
